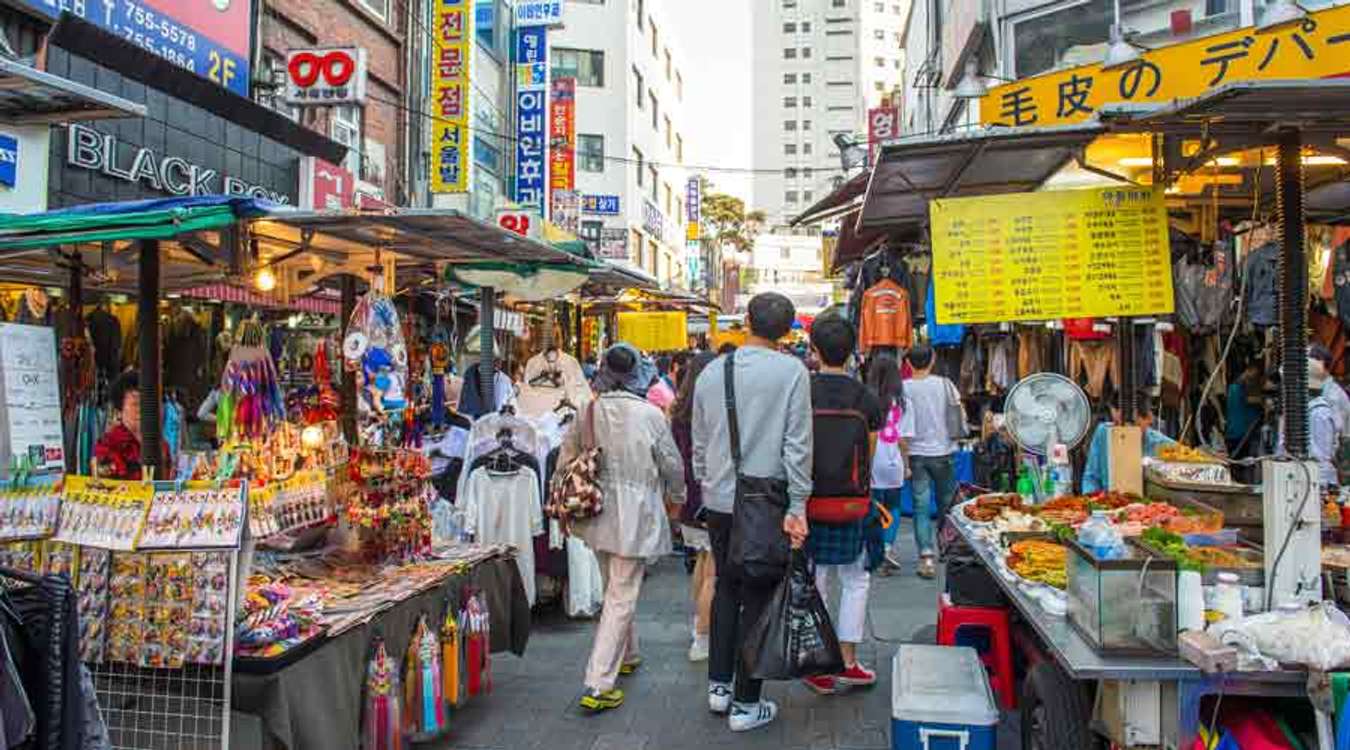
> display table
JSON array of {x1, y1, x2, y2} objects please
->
[{"x1": 231, "y1": 556, "x2": 530, "y2": 750}]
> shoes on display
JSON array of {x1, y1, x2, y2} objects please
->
[
  {"x1": 836, "y1": 663, "x2": 877, "y2": 687},
  {"x1": 708, "y1": 682, "x2": 733, "y2": 714},
  {"x1": 688, "y1": 635, "x2": 709, "y2": 662},
  {"x1": 729, "y1": 700, "x2": 779, "y2": 732},
  {"x1": 802, "y1": 674, "x2": 838, "y2": 695},
  {"x1": 579, "y1": 688, "x2": 625, "y2": 712}
]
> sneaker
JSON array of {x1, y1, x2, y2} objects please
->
[
  {"x1": 579, "y1": 688, "x2": 625, "y2": 712},
  {"x1": 917, "y1": 556, "x2": 936, "y2": 580},
  {"x1": 729, "y1": 700, "x2": 779, "y2": 732},
  {"x1": 619, "y1": 656, "x2": 643, "y2": 675},
  {"x1": 875, "y1": 560, "x2": 899, "y2": 578},
  {"x1": 885, "y1": 552, "x2": 904, "y2": 569},
  {"x1": 802, "y1": 674, "x2": 837, "y2": 695},
  {"x1": 708, "y1": 682, "x2": 733, "y2": 714},
  {"x1": 836, "y1": 663, "x2": 877, "y2": 687},
  {"x1": 688, "y1": 635, "x2": 709, "y2": 662}
]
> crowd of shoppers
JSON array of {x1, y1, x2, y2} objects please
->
[{"x1": 557, "y1": 291, "x2": 960, "y2": 732}]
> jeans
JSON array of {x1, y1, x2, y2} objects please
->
[
  {"x1": 872, "y1": 487, "x2": 903, "y2": 549},
  {"x1": 910, "y1": 454, "x2": 956, "y2": 556},
  {"x1": 706, "y1": 509, "x2": 777, "y2": 704}
]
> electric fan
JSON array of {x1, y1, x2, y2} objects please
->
[{"x1": 1003, "y1": 372, "x2": 1093, "y2": 456}]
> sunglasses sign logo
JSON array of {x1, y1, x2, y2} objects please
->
[{"x1": 284, "y1": 48, "x2": 368, "y2": 105}]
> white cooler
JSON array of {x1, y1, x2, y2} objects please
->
[{"x1": 891, "y1": 645, "x2": 998, "y2": 750}]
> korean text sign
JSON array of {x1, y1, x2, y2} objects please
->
[
  {"x1": 930, "y1": 186, "x2": 1174, "y2": 324},
  {"x1": 23, "y1": 0, "x2": 252, "y2": 97},
  {"x1": 430, "y1": 0, "x2": 472, "y2": 193},
  {"x1": 582, "y1": 194, "x2": 620, "y2": 215},
  {"x1": 514, "y1": 26, "x2": 548, "y2": 212},
  {"x1": 549, "y1": 77, "x2": 576, "y2": 192},
  {"x1": 616, "y1": 312, "x2": 687, "y2": 352},
  {"x1": 685, "y1": 178, "x2": 700, "y2": 242},
  {"x1": 981, "y1": 4, "x2": 1350, "y2": 127}
]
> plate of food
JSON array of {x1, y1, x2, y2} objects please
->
[
  {"x1": 1006, "y1": 539, "x2": 1068, "y2": 590},
  {"x1": 962, "y1": 493, "x2": 1023, "y2": 524},
  {"x1": 1032, "y1": 496, "x2": 1090, "y2": 527}
]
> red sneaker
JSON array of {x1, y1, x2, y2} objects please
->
[
  {"x1": 802, "y1": 674, "x2": 837, "y2": 695},
  {"x1": 836, "y1": 663, "x2": 877, "y2": 687}
]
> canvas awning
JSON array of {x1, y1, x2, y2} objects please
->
[
  {"x1": 857, "y1": 123, "x2": 1105, "y2": 230},
  {"x1": 1098, "y1": 79, "x2": 1350, "y2": 139},
  {"x1": 0, "y1": 56, "x2": 145, "y2": 123},
  {"x1": 791, "y1": 171, "x2": 870, "y2": 227}
]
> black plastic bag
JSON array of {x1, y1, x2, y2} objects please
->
[{"x1": 742, "y1": 551, "x2": 845, "y2": 680}]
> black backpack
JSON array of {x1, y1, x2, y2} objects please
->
[{"x1": 808, "y1": 377, "x2": 873, "y2": 525}]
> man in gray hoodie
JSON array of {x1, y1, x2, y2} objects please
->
[{"x1": 692, "y1": 292, "x2": 812, "y2": 733}]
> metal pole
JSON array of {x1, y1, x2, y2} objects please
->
[
  {"x1": 340, "y1": 275, "x2": 358, "y2": 444},
  {"x1": 574, "y1": 303, "x2": 584, "y2": 359},
  {"x1": 1118, "y1": 318, "x2": 1136, "y2": 423},
  {"x1": 1277, "y1": 129, "x2": 1309, "y2": 457},
  {"x1": 138, "y1": 240, "x2": 162, "y2": 479},
  {"x1": 479, "y1": 286, "x2": 495, "y2": 408},
  {"x1": 66, "y1": 258, "x2": 82, "y2": 474}
]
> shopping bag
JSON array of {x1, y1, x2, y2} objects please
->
[{"x1": 742, "y1": 551, "x2": 845, "y2": 680}]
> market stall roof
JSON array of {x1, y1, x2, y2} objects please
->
[
  {"x1": 791, "y1": 170, "x2": 870, "y2": 227},
  {"x1": 0, "y1": 56, "x2": 146, "y2": 123},
  {"x1": 585, "y1": 287, "x2": 719, "y2": 312},
  {"x1": 857, "y1": 123, "x2": 1105, "y2": 230},
  {"x1": 1309, "y1": 181, "x2": 1350, "y2": 224},
  {"x1": 581, "y1": 262, "x2": 660, "y2": 295},
  {"x1": 1098, "y1": 79, "x2": 1350, "y2": 140}
]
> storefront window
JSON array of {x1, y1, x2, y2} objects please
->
[
  {"x1": 331, "y1": 105, "x2": 362, "y2": 177},
  {"x1": 1011, "y1": 0, "x2": 1110, "y2": 79}
]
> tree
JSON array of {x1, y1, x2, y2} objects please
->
[{"x1": 701, "y1": 186, "x2": 764, "y2": 254}]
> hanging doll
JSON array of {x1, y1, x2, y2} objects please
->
[
  {"x1": 402, "y1": 615, "x2": 446, "y2": 740},
  {"x1": 428, "y1": 329, "x2": 450, "y2": 428},
  {"x1": 362, "y1": 637, "x2": 403, "y2": 750},
  {"x1": 216, "y1": 318, "x2": 285, "y2": 444},
  {"x1": 461, "y1": 590, "x2": 491, "y2": 698},
  {"x1": 344, "y1": 292, "x2": 410, "y2": 420}
]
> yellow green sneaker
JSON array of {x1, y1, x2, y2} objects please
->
[
  {"x1": 580, "y1": 688, "x2": 625, "y2": 712},
  {"x1": 618, "y1": 657, "x2": 643, "y2": 676}
]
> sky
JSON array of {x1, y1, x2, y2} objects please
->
[{"x1": 665, "y1": 0, "x2": 754, "y2": 206}]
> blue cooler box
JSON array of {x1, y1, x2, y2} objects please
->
[{"x1": 891, "y1": 645, "x2": 998, "y2": 750}]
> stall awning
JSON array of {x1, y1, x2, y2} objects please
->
[
  {"x1": 585, "y1": 287, "x2": 719, "y2": 312},
  {"x1": 827, "y1": 208, "x2": 893, "y2": 273},
  {"x1": 1098, "y1": 79, "x2": 1350, "y2": 139},
  {"x1": 858, "y1": 124, "x2": 1105, "y2": 230},
  {"x1": 0, "y1": 56, "x2": 146, "y2": 123},
  {"x1": 791, "y1": 171, "x2": 870, "y2": 227},
  {"x1": 582, "y1": 262, "x2": 660, "y2": 295},
  {"x1": 1309, "y1": 181, "x2": 1350, "y2": 225}
]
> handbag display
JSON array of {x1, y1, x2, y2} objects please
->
[
  {"x1": 545, "y1": 401, "x2": 604, "y2": 521},
  {"x1": 723, "y1": 353, "x2": 792, "y2": 582}
]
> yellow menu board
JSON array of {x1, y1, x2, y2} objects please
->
[
  {"x1": 931, "y1": 186, "x2": 1173, "y2": 324},
  {"x1": 616, "y1": 311, "x2": 688, "y2": 353}
]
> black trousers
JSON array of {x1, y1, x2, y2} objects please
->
[{"x1": 706, "y1": 509, "x2": 777, "y2": 704}]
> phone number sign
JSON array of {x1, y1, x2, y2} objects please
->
[{"x1": 24, "y1": 0, "x2": 253, "y2": 98}]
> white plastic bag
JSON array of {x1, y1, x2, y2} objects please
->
[
  {"x1": 1214, "y1": 601, "x2": 1350, "y2": 671},
  {"x1": 565, "y1": 537, "x2": 604, "y2": 618}
]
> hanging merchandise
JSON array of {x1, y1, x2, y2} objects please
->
[
  {"x1": 429, "y1": 328, "x2": 451, "y2": 427},
  {"x1": 345, "y1": 448, "x2": 433, "y2": 561},
  {"x1": 439, "y1": 604, "x2": 461, "y2": 708},
  {"x1": 54, "y1": 476, "x2": 153, "y2": 551},
  {"x1": 461, "y1": 590, "x2": 491, "y2": 697},
  {"x1": 402, "y1": 615, "x2": 447, "y2": 740},
  {"x1": 248, "y1": 470, "x2": 331, "y2": 539},
  {"x1": 858, "y1": 279, "x2": 913, "y2": 353},
  {"x1": 138, "y1": 482, "x2": 246, "y2": 549},
  {"x1": 343, "y1": 289, "x2": 410, "y2": 426},
  {"x1": 308, "y1": 340, "x2": 341, "y2": 424},
  {"x1": 362, "y1": 638, "x2": 404, "y2": 750},
  {"x1": 216, "y1": 318, "x2": 286, "y2": 443},
  {"x1": 78, "y1": 547, "x2": 110, "y2": 663},
  {"x1": 0, "y1": 476, "x2": 62, "y2": 541}
]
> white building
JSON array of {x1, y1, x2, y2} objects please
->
[
  {"x1": 552, "y1": 0, "x2": 694, "y2": 289},
  {"x1": 750, "y1": 0, "x2": 909, "y2": 228},
  {"x1": 742, "y1": 234, "x2": 834, "y2": 314}
]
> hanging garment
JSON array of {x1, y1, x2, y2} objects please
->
[
  {"x1": 1132, "y1": 322, "x2": 1157, "y2": 388},
  {"x1": 458, "y1": 368, "x2": 515, "y2": 419},
  {"x1": 1242, "y1": 242, "x2": 1280, "y2": 327},
  {"x1": 925, "y1": 279, "x2": 965, "y2": 347},
  {"x1": 1063, "y1": 318, "x2": 1110, "y2": 341},
  {"x1": 1016, "y1": 328, "x2": 1048, "y2": 378},
  {"x1": 565, "y1": 536, "x2": 605, "y2": 618},
  {"x1": 986, "y1": 337, "x2": 1016, "y2": 393},
  {"x1": 848, "y1": 248, "x2": 918, "y2": 330},
  {"x1": 163, "y1": 312, "x2": 209, "y2": 405},
  {"x1": 1068, "y1": 339, "x2": 1119, "y2": 399},
  {"x1": 85, "y1": 309, "x2": 122, "y2": 383},
  {"x1": 958, "y1": 333, "x2": 983, "y2": 395},
  {"x1": 1173, "y1": 245, "x2": 1233, "y2": 333},
  {"x1": 858, "y1": 279, "x2": 914, "y2": 352},
  {"x1": 1329, "y1": 241, "x2": 1350, "y2": 328},
  {"x1": 459, "y1": 466, "x2": 544, "y2": 604},
  {"x1": 523, "y1": 349, "x2": 591, "y2": 407},
  {"x1": 1311, "y1": 310, "x2": 1347, "y2": 379}
]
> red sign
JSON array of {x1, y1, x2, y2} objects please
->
[
  {"x1": 298, "y1": 157, "x2": 354, "y2": 210},
  {"x1": 549, "y1": 77, "x2": 576, "y2": 192},
  {"x1": 867, "y1": 106, "x2": 899, "y2": 161},
  {"x1": 285, "y1": 47, "x2": 368, "y2": 105},
  {"x1": 496, "y1": 209, "x2": 542, "y2": 239}
]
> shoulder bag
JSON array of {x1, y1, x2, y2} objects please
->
[
  {"x1": 724, "y1": 353, "x2": 792, "y2": 582},
  {"x1": 944, "y1": 377, "x2": 970, "y2": 440},
  {"x1": 545, "y1": 400, "x2": 604, "y2": 521}
]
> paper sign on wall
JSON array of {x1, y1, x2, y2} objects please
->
[
  {"x1": 930, "y1": 186, "x2": 1173, "y2": 324},
  {"x1": 0, "y1": 324, "x2": 63, "y2": 476}
]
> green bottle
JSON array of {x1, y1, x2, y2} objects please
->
[{"x1": 1016, "y1": 470, "x2": 1036, "y2": 506}]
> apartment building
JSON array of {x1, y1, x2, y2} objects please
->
[
  {"x1": 551, "y1": 0, "x2": 693, "y2": 289},
  {"x1": 751, "y1": 0, "x2": 909, "y2": 228}
]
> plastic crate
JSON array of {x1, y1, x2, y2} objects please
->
[{"x1": 891, "y1": 644, "x2": 998, "y2": 750}]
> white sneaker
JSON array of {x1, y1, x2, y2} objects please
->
[
  {"x1": 688, "y1": 635, "x2": 709, "y2": 662},
  {"x1": 708, "y1": 682, "x2": 733, "y2": 714},
  {"x1": 729, "y1": 700, "x2": 778, "y2": 732}
]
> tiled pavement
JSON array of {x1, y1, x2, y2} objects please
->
[{"x1": 426, "y1": 520, "x2": 1020, "y2": 750}]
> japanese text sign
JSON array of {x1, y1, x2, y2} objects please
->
[
  {"x1": 284, "y1": 48, "x2": 368, "y2": 105},
  {"x1": 549, "y1": 77, "x2": 576, "y2": 192},
  {"x1": 617, "y1": 312, "x2": 687, "y2": 353},
  {"x1": 430, "y1": 0, "x2": 472, "y2": 193},
  {"x1": 582, "y1": 194, "x2": 621, "y2": 215},
  {"x1": 981, "y1": 4, "x2": 1350, "y2": 127},
  {"x1": 514, "y1": 26, "x2": 548, "y2": 212},
  {"x1": 930, "y1": 186, "x2": 1174, "y2": 324}
]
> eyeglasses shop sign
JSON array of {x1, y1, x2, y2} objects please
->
[{"x1": 65, "y1": 124, "x2": 292, "y2": 204}]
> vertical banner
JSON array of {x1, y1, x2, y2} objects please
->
[
  {"x1": 549, "y1": 77, "x2": 576, "y2": 192},
  {"x1": 867, "y1": 106, "x2": 898, "y2": 163},
  {"x1": 685, "y1": 177, "x2": 701, "y2": 243},
  {"x1": 430, "y1": 0, "x2": 472, "y2": 193},
  {"x1": 514, "y1": 26, "x2": 548, "y2": 213}
]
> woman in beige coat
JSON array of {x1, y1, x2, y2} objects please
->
[{"x1": 559, "y1": 342, "x2": 686, "y2": 712}]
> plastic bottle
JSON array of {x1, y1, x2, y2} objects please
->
[
  {"x1": 1049, "y1": 443, "x2": 1074, "y2": 498},
  {"x1": 1016, "y1": 470, "x2": 1036, "y2": 507},
  {"x1": 1212, "y1": 572, "x2": 1244, "y2": 623},
  {"x1": 1077, "y1": 510, "x2": 1125, "y2": 559},
  {"x1": 1177, "y1": 570, "x2": 1205, "y2": 632}
]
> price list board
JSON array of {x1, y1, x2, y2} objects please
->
[{"x1": 931, "y1": 186, "x2": 1173, "y2": 324}]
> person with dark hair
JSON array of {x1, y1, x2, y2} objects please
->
[
  {"x1": 716, "y1": 342, "x2": 737, "y2": 356},
  {"x1": 671, "y1": 351, "x2": 718, "y2": 662},
  {"x1": 94, "y1": 371, "x2": 145, "y2": 479},
  {"x1": 1081, "y1": 391, "x2": 1176, "y2": 493},
  {"x1": 801, "y1": 314, "x2": 884, "y2": 695},
  {"x1": 562, "y1": 342, "x2": 686, "y2": 713},
  {"x1": 692, "y1": 291, "x2": 811, "y2": 732},
  {"x1": 902, "y1": 343, "x2": 960, "y2": 578},
  {"x1": 1310, "y1": 344, "x2": 1350, "y2": 434},
  {"x1": 866, "y1": 350, "x2": 914, "y2": 576}
]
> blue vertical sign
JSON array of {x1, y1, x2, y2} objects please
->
[{"x1": 513, "y1": 26, "x2": 548, "y2": 213}]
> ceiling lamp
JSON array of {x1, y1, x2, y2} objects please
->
[
  {"x1": 1258, "y1": 0, "x2": 1306, "y2": 32},
  {"x1": 953, "y1": 61, "x2": 987, "y2": 100},
  {"x1": 255, "y1": 267, "x2": 277, "y2": 292}
]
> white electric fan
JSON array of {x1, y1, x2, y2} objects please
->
[{"x1": 1003, "y1": 372, "x2": 1093, "y2": 456}]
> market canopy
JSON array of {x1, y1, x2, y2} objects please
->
[
  {"x1": 857, "y1": 123, "x2": 1105, "y2": 230},
  {"x1": 581, "y1": 262, "x2": 660, "y2": 296},
  {"x1": 0, "y1": 56, "x2": 146, "y2": 123},
  {"x1": 791, "y1": 170, "x2": 870, "y2": 227},
  {"x1": 585, "y1": 287, "x2": 718, "y2": 312},
  {"x1": 1097, "y1": 79, "x2": 1350, "y2": 141}
]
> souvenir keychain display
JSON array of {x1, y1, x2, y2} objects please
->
[
  {"x1": 0, "y1": 541, "x2": 40, "y2": 585},
  {"x1": 346, "y1": 448, "x2": 432, "y2": 560},
  {"x1": 275, "y1": 471, "x2": 330, "y2": 532},
  {"x1": 216, "y1": 317, "x2": 285, "y2": 444},
  {"x1": 187, "y1": 552, "x2": 230, "y2": 665},
  {"x1": 141, "y1": 553, "x2": 191, "y2": 668},
  {"x1": 55, "y1": 476, "x2": 152, "y2": 551},
  {"x1": 139, "y1": 482, "x2": 245, "y2": 549},
  {"x1": 78, "y1": 548, "x2": 110, "y2": 663},
  {"x1": 362, "y1": 637, "x2": 403, "y2": 750},
  {"x1": 107, "y1": 554, "x2": 147, "y2": 663},
  {"x1": 248, "y1": 483, "x2": 280, "y2": 539},
  {"x1": 40, "y1": 540, "x2": 78, "y2": 580},
  {"x1": 0, "y1": 475, "x2": 62, "y2": 541},
  {"x1": 403, "y1": 615, "x2": 446, "y2": 740}
]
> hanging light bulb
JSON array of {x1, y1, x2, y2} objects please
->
[
  {"x1": 255, "y1": 267, "x2": 277, "y2": 292},
  {"x1": 301, "y1": 424, "x2": 324, "y2": 449}
]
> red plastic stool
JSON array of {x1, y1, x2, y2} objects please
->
[{"x1": 936, "y1": 593, "x2": 1016, "y2": 710}]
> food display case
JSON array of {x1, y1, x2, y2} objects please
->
[
  {"x1": 1145, "y1": 467, "x2": 1263, "y2": 540},
  {"x1": 1067, "y1": 538, "x2": 1179, "y2": 655}
]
